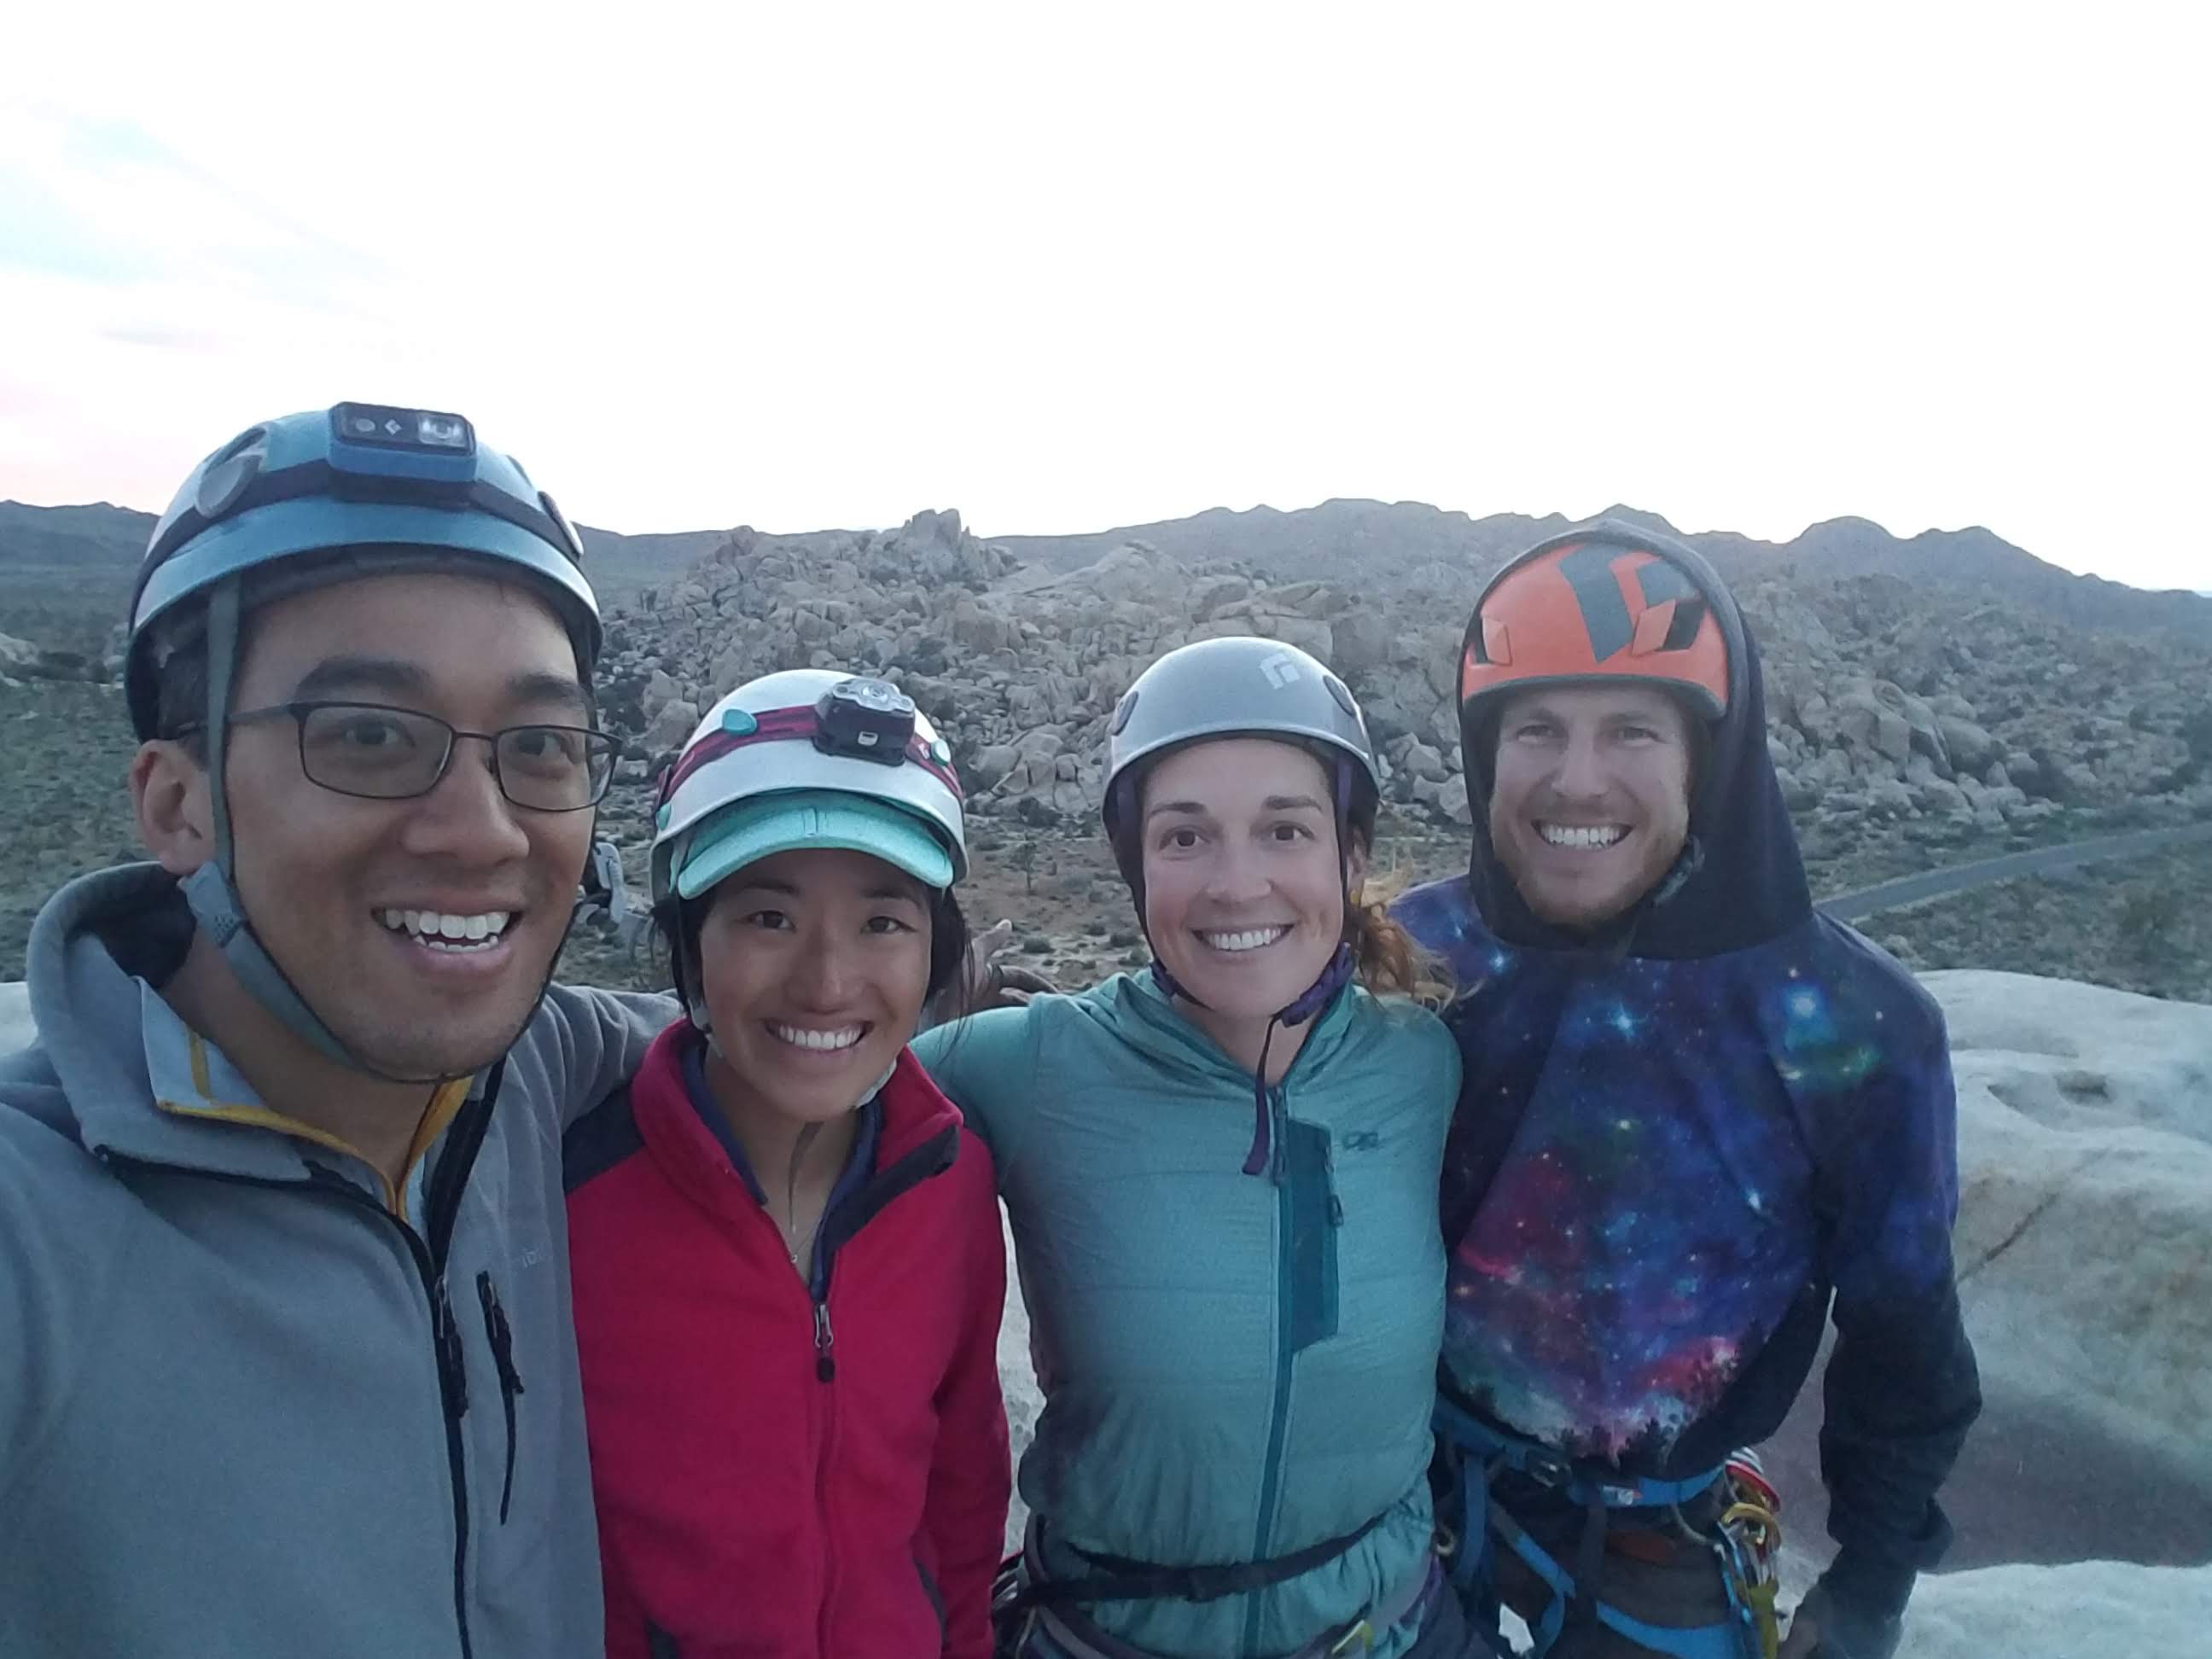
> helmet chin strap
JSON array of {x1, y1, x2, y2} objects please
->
[
  {"x1": 181, "y1": 577, "x2": 571, "y2": 1089},
  {"x1": 1150, "y1": 943, "x2": 1354, "y2": 1178},
  {"x1": 180, "y1": 578, "x2": 373, "y2": 1074},
  {"x1": 1141, "y1": 754, "x2": 1364, "y2": 1178}
]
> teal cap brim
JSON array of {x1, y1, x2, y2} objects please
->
[{"x1": 676, "y1": 789, "x2": 955, "y2": 899}]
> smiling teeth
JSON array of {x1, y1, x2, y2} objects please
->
[
  {"x1": 770, "y1": 1023, "x2": 864, "y2": 1051},
  {"x1": 1540, "y1": 824, "x2": 1627, "y2": 850},
  {"x1": 378, "y1": 909, "x2": 514, "y2": 949},
  {"x1": 1200, "y1": 926, "x2": 1290, "y2": 953}
]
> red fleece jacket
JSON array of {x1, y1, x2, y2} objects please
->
[{"x1": 565, "y1": 1025, "x2": 1010, "y2": 1658}]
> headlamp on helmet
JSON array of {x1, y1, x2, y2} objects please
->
[
  {"x1": 330, "y1": 401, "x2": 477, "y2": 464},
  {"x1": 816, "y1": 678, "x2": 918, "y2": 766}
]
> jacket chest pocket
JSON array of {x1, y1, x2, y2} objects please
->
[{"x1": 1280, "y1": 1118, "x2": 1341, "y2": 1353}]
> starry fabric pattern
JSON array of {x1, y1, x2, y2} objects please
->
[
  {"x1": 1395, "y1": 880, "x2": 1959, "y2": 1471},
  {"x1": 1395, "y1": 523, "x2": 1978, "y2": 1629}
]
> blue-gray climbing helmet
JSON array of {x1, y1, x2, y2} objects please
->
[{"x1": 126, "y1": 400, "x2": 604, "y2": 1078}]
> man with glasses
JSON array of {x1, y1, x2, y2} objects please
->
[{"x1": 0, "y1": 404, "x2": 678, "y2": 1656}]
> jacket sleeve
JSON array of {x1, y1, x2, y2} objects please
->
[
  {"x1": 525, "y1": 983, "x2": 684, "y2": 1129},
  {"x1": 922, "y1": 1136, "x2": 1013, "y2": 1659},
  {"x1": 1811, "y1": 1012, "x2": 1982, "y2": 1634}
]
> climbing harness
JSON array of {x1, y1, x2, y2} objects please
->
[
  {"x1": 1434, "y1": 1395, "x2": 1782, "y2": 1659},
  {"x1": 991, "y1": 1516, "x2": 1437, "y2": 1658}
]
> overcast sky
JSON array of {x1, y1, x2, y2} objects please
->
[{"x1": 3, "y1": 3, "x2": 2206, "y2": 591}]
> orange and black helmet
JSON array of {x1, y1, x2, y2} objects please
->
[{"x1": 1458, "y1": 524, "x2": 1735, "y2": 722}]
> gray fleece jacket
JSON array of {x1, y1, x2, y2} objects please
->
[{"x1": 0, "y1": 864, "x2": 678, "y2": 1658}]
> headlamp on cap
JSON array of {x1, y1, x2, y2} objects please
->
[{"x1": 815, "y1": 678, "x2": 917, "y2": 766}]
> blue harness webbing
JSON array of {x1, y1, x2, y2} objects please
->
[{"x1": 1434, "y1": 1397, "x2": 1761, "y2": 1659}]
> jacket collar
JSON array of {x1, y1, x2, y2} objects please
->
[
  {"x1": 1097, "y1": 963, "x2": 1359, "y2": 1087},
  {"x1": 23, "y1": 863, "x2": 476, "y2": 1204},
  {"x1": 629, "y1": 1022, "x2": 963, "y2": 1225}
]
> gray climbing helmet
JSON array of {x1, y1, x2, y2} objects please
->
[
  {"x1": 1100, "y1": 634, "x2": 1382, "y2": 1180},
  {"x1": 1099, "y1": 636, "x2": 1380, "y2": 887}
]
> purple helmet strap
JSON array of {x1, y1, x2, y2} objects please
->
[
  {"x1": 1141, "y1": 750, "x2": 1365, "y2": 1179},
  {"x1": 1241, "y1": 941, "x2": 1356, "y2": 1177},
  {"x1": 1279, "y1": 941, "x2": 1356, "y2": 1024},
  {"x1": 1244, "y1": 1024, "x2": 1279, "y2": 1177}
]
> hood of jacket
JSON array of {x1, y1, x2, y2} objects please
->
[
  {"x1": 23, "y1": 862, "x2": 427, "y2": 1180},
  {"x1": 1459, "y1": 519, "x2": 1813, "y2": 959}
]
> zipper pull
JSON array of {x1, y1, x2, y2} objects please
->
[
  {"x1": 477, "y1": 1272, "x2": 526, "y2": 1399},
  {"x1": 813, "y1": 1300, "x2": 836, "y2": 1382},
  {"x1": 432, "y1": 1276, "x2": 469, "y2": 1417},
  {"x1": 477, "y1": 1272, "x2": 526, "y2": 1527}
]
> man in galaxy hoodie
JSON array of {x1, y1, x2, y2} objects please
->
[{"x1": 1393, "y1": 521, "x2": 1981, "y2": 1659}]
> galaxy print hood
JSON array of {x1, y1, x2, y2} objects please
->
[{"x1": 1458, "y1": 520, "x2": 1813, "y2": 959}]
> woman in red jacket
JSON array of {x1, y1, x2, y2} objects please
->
[{"x1": 565, "y1": 669, "x2": 1010, "y2": 1658}]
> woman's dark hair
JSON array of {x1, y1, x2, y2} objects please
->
[{"x1": 653, "y1": 880, "x2": 969, "y2": 1020}]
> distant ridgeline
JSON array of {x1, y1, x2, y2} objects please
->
[
  {"x1": 6, "y1": 495, "x2": 2209, "y2": 646},
  {"x1": 0, "y1": 500, "x2": 721, "y2": 609}
]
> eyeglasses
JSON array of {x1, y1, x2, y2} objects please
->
[{"x1": 189, "y1": 701, "x2": 616, "y2": 812}]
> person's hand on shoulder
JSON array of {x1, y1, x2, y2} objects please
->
[{"x1": 928, "y1": 917, "x2": 1060, "y2": 1025}]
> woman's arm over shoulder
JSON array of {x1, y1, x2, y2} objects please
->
[{"x1": 908, "y1": 1003, "x2": 1044, "y2": 1164}]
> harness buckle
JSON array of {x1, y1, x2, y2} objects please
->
[
  {"x1": 1324, "y1": 1619, "x2": 1376, "y2": 1656},
  {"x1": 1521, "y1": 1447, "x2": 1578, "y2": 1490}
]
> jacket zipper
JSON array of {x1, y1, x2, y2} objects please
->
[
  {"x1": 96, "y1": 1075, "x2": 499, "y2": 1659},
  {"x1": 813, "y1": 1282, "x2": 839, "y2": 1655},
  {"x1": 1243, "y1": 1082, "x2": 1297, "y2": 1658},
  {"x1": 478, "y1": 1271, "x2": 526, "y2": 1524},
  {"x1": 718, "y1": 1119, "x2": 955, "y2": 1656}
]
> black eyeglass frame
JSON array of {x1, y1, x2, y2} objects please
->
[{"x1": 172, "y1": 699, "x2": 616, "y2": 812}]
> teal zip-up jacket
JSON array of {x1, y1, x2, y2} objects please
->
[
  {"x1": 0, "y1": 864, "x2": 678, "y2": 1657},
  {"x1": 911, "y1": 970, "x2": 1458, "y2": 1658}
]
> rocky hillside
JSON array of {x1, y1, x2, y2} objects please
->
[
  {"x1": 591, "y1": 510, "x2": 2212, "y2": 869},
  {"x1": 998, "y1": 499, "x2": 2212, "y2": 649}
]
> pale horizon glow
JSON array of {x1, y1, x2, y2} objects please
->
[{"x1": 2, "y1": 3, "x2": 2207, "y2": 593}]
